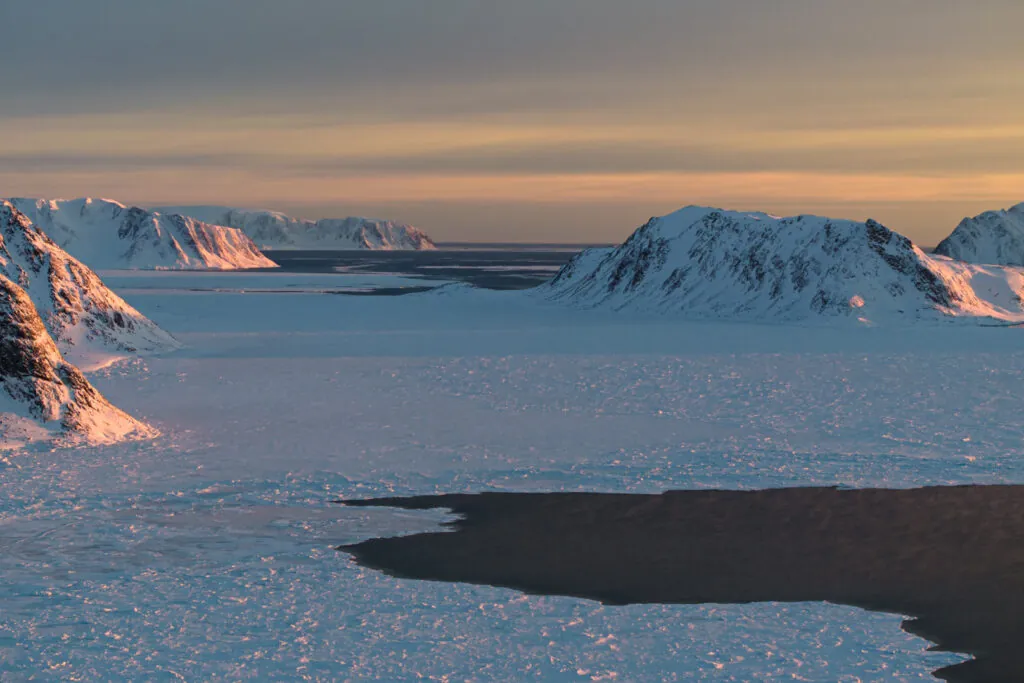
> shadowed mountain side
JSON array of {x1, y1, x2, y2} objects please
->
[{"x1": 339, "y1": 487, "x2": 1024, "y2": 683}]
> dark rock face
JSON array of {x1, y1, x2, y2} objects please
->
[
  {"x1": 341, "y1": 486, "x2": 1024, "y2": 683},
  {"x1": 0, "y1": 273, "x2": 151, "y2": 440},
  {"x1": 0, "y1": 275, "x2": 65, "y2": 421},
  {"x1": 541, "y1": 207, "x2": 966, "y2": 320},
  {"x1": 864, "y1": 219, "x2": 953, "y2": 307},
  {"x1": 56, "y1": 363, "x2": 116, "y2": 434}
]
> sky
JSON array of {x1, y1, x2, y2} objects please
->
[{"x1": 2, "y1": 0, "x2": 1023, "y2": 244}]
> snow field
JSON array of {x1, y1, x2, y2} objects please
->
[{"x1": 8, "y1": 270, "x2": 1024, "y2": 679}]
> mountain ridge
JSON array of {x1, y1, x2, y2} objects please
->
[
  {"x1": 153, "y1": 205, "x2": 436, "y2": 251},
  {"x1": 0, "y1": 201, "x2": 180, "y2": 370},
  {"x1": 9, "y1": 197, "x2": 277, "y2": 270},
  {"x1": 537, "y1": 205, "x2": 1024, "y2": 324},
  {"x1": 0, "y1": 273, "x2": 156, "y2": 447},
  {"x1": 934, "y1": 202, "x2": 1024, "y2": 266}
]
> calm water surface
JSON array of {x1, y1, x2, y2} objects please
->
[{"x1": 262, "y1": 244, "x2": 603, "y2": 290}]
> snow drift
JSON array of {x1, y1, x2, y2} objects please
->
[
  {"x1": 153, "y1": 205, "x2": 436, "y2": 251},
  {"x1": 9, "y1": 198, "x2": 277, "y2": 270},
  {"x1": 934, "y1": 203, "x2": 1024, "y2": 266},
  {"x1": 0, "y1": 274, "x2": 156, "y2": 447},
  {"x1": 0, "y1": 201, "x2": 180, "y2": 368},
  {"x1": 539, "y1": 206, "x2": 1024, "y2": 324}
]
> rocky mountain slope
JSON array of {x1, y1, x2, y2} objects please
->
[
  {"x1": 1, "y1": 201, "x2": 179, "y2": 369},
  {"x1": 0, "y1": 274, "x2": 156, "y2": 447},
  {"x1": 153, "y1": 205, "x2": 436, "y2": 251},
  {"x1": 539, "y1": 206, "x2": 1024, "y2": 324},
  {"x1": 9, "y1": 198, "x2": 277, "y2": 270},
  {"x1": 934, "y1": 203, "x2": 1024, "y2": 266}
]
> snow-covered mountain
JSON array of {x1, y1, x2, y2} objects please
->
[
  {"x1": 152, "y1": 205, "x2": 436, "y2": 251},
  {"x1": 539, "y1": 206, "x2": 1024, "y2": 324},
  {"x1": 933, "y1": 202, "x2": 1024, "y2": 266},
  {"x1": 1, "y1": 201, "x2": 180, "y2": 369},
  {"x1": 0, "y1": 273, "x2": 156, "y2": 447},
  {"x1": 9, "y1": 198, "x2": 277, "y2": 270}
]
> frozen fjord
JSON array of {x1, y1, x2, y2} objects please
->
[{"x1": 7, "y1": 270, "x2": 1024, "y2": 680}]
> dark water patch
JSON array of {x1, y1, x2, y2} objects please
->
[
  {"x1": 436, "y1": 242, "x2": 611, "y2": 251},
  {"x1": 325, "y1": 286, "x2": 436, "y2": 297},
  {"x1": 262, "y1": 248, "x2": 586, "y2": 290},
  {"x1": 178, "y1": 286, "x2": 436, "y2": 296},
  {"x1": 339, "y1": 487, "x2": 1024, "y2": 683}
]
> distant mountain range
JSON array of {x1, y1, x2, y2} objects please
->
[
  {"x1": 5, "y1": 198, "x2": 437, "y2": 273},
  {"x1": 152, "y1": 205, "x2": 436, "y2": 251},
  {"x1": 9, "y1": 198, "x2": 277, "y2": 271},
  {"x1": 538, "y1": 206, "x2": 1024, "y2": 324}
]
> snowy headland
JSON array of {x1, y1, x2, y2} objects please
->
[{"x1": 153, "y1": 204, "x2": 437, "y2": 251}]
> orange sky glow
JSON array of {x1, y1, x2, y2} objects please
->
[{"x1": 3, "y1": 1, "x2": 1023, "y2": 243}]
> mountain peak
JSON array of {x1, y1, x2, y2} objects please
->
[
  {"x1": 8, "y1": 197, "x2": 277, "y2": 270},
  {"x1": 934, "y1": 201, "x2": 1024, "y2": 266},
  {"x1": 540, "y1": 206, "x2": 1024, "y2": 324}
]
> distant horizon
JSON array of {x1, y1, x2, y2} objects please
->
[
  {"x1": 57, "y1": 194, "x2": 1024, "y2": 247},
  {"x1": 6, "y1": 193, "x2": 1011, "y2": 247}
]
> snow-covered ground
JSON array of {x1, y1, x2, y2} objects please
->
[{"x1": 7, "y1": 269, "x2": 1024, "y2": 680}]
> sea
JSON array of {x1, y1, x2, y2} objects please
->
[{"x1": 261, "y1": 243, "x2": 605, "y2": 291}]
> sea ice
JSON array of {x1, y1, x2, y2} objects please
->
[{"x1": 8, "y1": 270, "x2": 1020, "y2": 679}]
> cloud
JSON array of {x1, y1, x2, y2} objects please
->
[
  {"x1": 2, "y1": 119, "x2": 1022, "y2": 177},
  {"x1": 3, "y1": 1, "x2": 1023, "y2": 121},
  {"x1": 2, "y1": 1, "x2": 1021, "y2": 243}
]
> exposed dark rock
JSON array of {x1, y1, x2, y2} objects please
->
[{"x1": 0, "y1": 273, "x2": 155, "y2": 442}]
